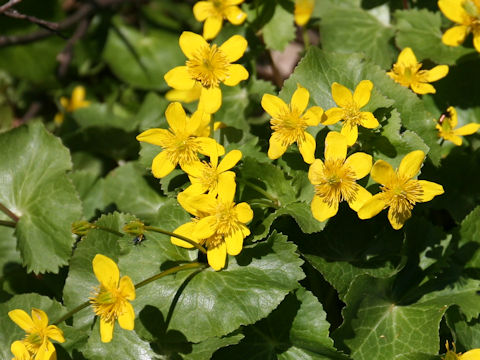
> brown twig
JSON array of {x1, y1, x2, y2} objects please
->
[
  {"x1": 4, "y1": 9, "x2": 61, "y2": 32},
  {"x1": 0, "y1": 0, "x2": 21, "y2": 14},
  {"x1": 20, "y1": 101, "x2": 42, "y2": 125},
  {"x1": 57, "y1": 17, "x2": 91, "y2": 77}
]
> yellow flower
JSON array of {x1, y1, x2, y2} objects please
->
[
  {"x1": 8, "y1": 308, "x2": 65, "y2": 360},
  {"x1": 164, "y1": 32, "x2": 249, "y2": 114},
  {"x1": 10, "y1": 341, "x2": 31, "y2": 360},
  {"x1": 182, "y1": 149, "x2": 242, "y2": 196},
  {"x1": 172, "y1": 185, "x2": 253, "y2": 271},
  {"x1": 309, "y1": 131, "x2": 373, "y2": 221},
  {"x1": 193, "y1": 0, "x2": 247, "y2": 40},
  {"x1": 294, "y1": 0, "x2": 315, "y2": 26},
  {"x1": 136, "y1": 102, "x2": 225, "y2": 178},
  {"x1": 261, "y1": 84, "x2": 324, "y2": 164},
  {"x1": 387, "y1": 47, "x2": 449, "y2": 95},
  {"x1": 443, "y1": 341, "x2": 480, "y2": 360},
  {"x1": 90, "y1": 254, "x2": 136, "y2": 343},
  {"x1": 54, "y1": 86, "x2": 90, "y2": 125},
  {"x1": 165, "y1": 83, "x2": 203, "y2": 104},
  {"x1": 358, "y1": 150, "x2": 444, "y2": 230},
  {"x1": 438, "y1": 0, "x2": 480, "y2": 52},
  {"x1": 323, "y1": 80, "x2": 379, "y2": 146},
  {"x1": 436, "y1": 106, "x2": 480, "y2": 145}
]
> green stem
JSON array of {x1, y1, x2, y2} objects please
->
[
  {"x1": 93, "y1": 225, "x2": 124, "y2": 237},
  {"x1": 249, "y1": 199, "x2": 280, "y2": 210},
  {"x1": 0, "y1": 220, "x2": 16, "y2": 228},
  {"x1": 145, "y1": 226, "x2": 207, "y2": 255},
  {"x1": 53, "y1": 262, "x2": 206, "y2": 326},
  {"x1": 0, "y1": 202, "x2": 19, "y2": 222},
  {"x1": 302, "y1": 27, "x2": 310, "y2": 50},
  {"x1": 239, "y1": 179, "x2": 280, "y2": 207}
]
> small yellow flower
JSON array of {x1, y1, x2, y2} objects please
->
[
  {"x1": 136, "y1": 102, "x2": 225, "y2": 178},
  {"x1": 193, "y1": 0, "x2": 247, "y2": 40},
  {"x1": 309, "y1": 131, "x2": 373, "y2": 222},
  {"x1": 172, "y1": 185, "x2": 253, "y2": 271},
  {"x1": 8, "y1": 308, "x2": 65, "y2": 360},
  {"x1": 90, "y1": 254, "x2": 136, "y2": 343},
  {"x1": 387, "y1": 47, "x2": 449, "y2": 95},
  {"x1": 323, "y1": 80, "x2": 379, "y2": 146},
  {"x1": 10, "y1": 340, "x2": 31, "y2": 360},
  {"x1": 262, "y1": 84, "x2": 324, "y2": 164},
  {"x1": 436, "y1": 106, "x2": 480, "y2": 145},
  {"x1": 182, "y1": 149, "x2": 242, "y2": 196},
  {"x1": 438, "y1": 0, "x2": 480, "y2": 52},
  {"x1": 358, "y1": 150, "x2": 444, "y2": 229},
  {"x1": 164, "y1": 32, "x2": 249, "y2": 114},
  {"x1": 54, "y1": 86, "x2": 90, "y2": 125},
  {"x1": 443, "y1": 341, "x2": 480, "y2": 360},
  {"x1": 294, "y1": 0, "x2": 315, "y2": 26}
]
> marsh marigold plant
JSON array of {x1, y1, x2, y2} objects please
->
[
  {"x1": 358, "y1": 150, "x2": 444, "y2": 229},
  {"x1": 54, "y1": 85, "x2": 90, "y2": 125},
  {"x1": 164, "y1": 31, "x2": 249, "y2": 114},
  {"x1": 436, "y1": 106, "x2": 480, "y2": 145},
  {"x1": 90, "y1": 254, "x2": 136, "y2": 343},
  {"x1": 443, "y1": 341, "x2": 480, "y2": 359}
]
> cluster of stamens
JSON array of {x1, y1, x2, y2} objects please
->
[
  {"x1": 90, "y1": 286, "x2": 125, "y2": 324},
  {"x1": 187, "y1": 44, "x2": 230, "y2": 88},
  {"x1": 381, "y1": 176, "x2": 424, "y2": 215},
  {"x1": 271, "y1": 106, "x2": 307, "y2": 146},
  {"x1": 314, "y1": 159, "x2": 358, "y2": 206}
]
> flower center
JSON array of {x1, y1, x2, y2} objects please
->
[
  {"x1": 163, "y1": 131, "x2": 201, "y2": 167},
  {"x1": 381, "y1": 176, "x2": 423, "y2": 214},
  {"x1": 24, "y1": 332, "x2": 45, "y2": 353},
  {"x1": 314, "y1": 158, "x2": 358, "y2": 206},
  {"x1": 200, "y1": 163, "x2": 219, "y2": 191},
  {"x1": 271, "y1": 106, "x2": 307, "y2": 146},
  {"x1": 90, "y1": 286, "x2": 127, "y2": 324},
  {"x1": 187, "y1": 44, "x2": 230, "y2": 88},
  {"x1": 343, "y1": 105, "x2": 363, "y2": 127},
  {"x1": 215, "y1": 201, "x2": 239, "y2": 235}
]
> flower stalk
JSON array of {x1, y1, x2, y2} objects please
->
[
  {"x1": 0, "y1": 219, "x2": 16, "y2": 228},
  {"x1": 0, "y1": 202, "x2": 19, "y2": 222},
  {"x1": 145, "y1": 226, "x2": 208, "y2": 255},
  {"x1": 238, "y1": 178, "x2": 280, "y2": 208}
]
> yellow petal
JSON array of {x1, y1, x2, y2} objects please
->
[
  {"x1": 324, "y1": 131, "x2": 347, "y2": 161},
  {"x1": 117, "y1": 302, "x2": 135, "y2": 331},
  {"x1": 193, "y1": 1, "x2": 214, "y2": 21},
  {"x1": 165, "y1": 102, "x2": 187, "y2": 134},
  {"x1": 473, "y1": 32, "x2": 480, "y2": 52},
  {"x1": 199, "y1": 86, "x2": 222, "y2": 114},
  {"x1": 344, "y1": 152, "x2": 372, "y2": 179},
  {"x1": 31, "y1": 308, "x2": 49, "y2": 329},
  {"x1": 447, "y1": 106, "x2": 458, "y2": 128},
  {"x1": 398, "y1": 150, "x2": 425, "y2": 179},
  {"x1": 235, "y1": 202, "x2": 253, "y2": 223},
  {"x1": 152, "y1": 151, "x2": 177, "y2": 178},
  {"x1": 294, "y1": 0, "x2": 314, "y2": 26},
  {"x1": 268, "y1": 133, "x2": 288, "y2": 160},
  {"x1": 223, "y1": 64, "x2": 249, "y2": 86},
  {"x1": 225, "y1": 229, "x2": 243, "y2": 256},
  {"x1": 359, "y1": 111, "x2": 379, "y2": 129},
  {"x1": 136, "y1": 128, "x2": 171, "y2": 146},
  {"x1": 454, "y1": 123, "x2": 480, "y2": 136},
  {"x1": 302, "y1": 106, "x2": 324, "y2": 126},
  {"x1": 397, "y1": 47, "x2": 418, "y2": 67},
  {"x1": 165, "y1": 86, "x2": 202, "y2": 103},
  {"x1": 182, "y1": 160, "x2": 205, "y2": 178},
  {"x1": 218, "y1": 178, "x2": 236, "y2": 203},
  {"x1": 460, "y1": 349, "x2": 480, "y2": 360},
  {"x1": 331, "y1": 82, "x2": 353, "y2": 108},
  {"x1": 100, "y1": 318, "x2": 114, "y2": 343},
  {"x1": 425, "y1": 65, "x2": 449, "y2": 82},
  {"x1": 216, "y1": 171, "x2": 236, "y2": 197},
  {"x1": 438, "y1": 0, "x2": 468, "y2": 24},
  {"x1": 353, "y1": 80, "x2": 373, "y2": 108},
  {"x1": 308, "y1": 159, "x2": 325, "y2": 185},
  {"x1": 8, "y1": 309, "x2": 34, "y2": 332},
  {"x1": 164, "y1": 66, "x2": 196, "y2": 90},
  {"x1": 11, "y1": 341, "x2": 30, "y2": 360},
  {"x1": 217, "y1": 149, "x2": 242, "y2": 173},
  {"x1": 291, "y1": 84, "x2": 310, "y2": 114},
  {"x1": 207, "y1": 240, "x2": 227, "y2": 271},
  {"x1": 341, "y1": 123, "x2": 358, "y2": 146},
  {"x1": 442, "y1": 25, "x2": 470, "y2": 46},
  {"x1": 45, "y1": 325, "x2": 65, "y2": 343},
  {"x1": 262, "y1": 94, "x2": 289, "y2": 118},
  {"x1": 54, "y1": 112, "x2": 64, "y2": 126},
  {"x1": 196, "y1": 137, "x2": 225, "y2": 158},
  {"x1": 418, "y1": 180, "x2": 444, "y2": 202},
  {"x1": 92, "y1": 254, "x2": 119, "y2": 289},
  {"x1": 445, "y1": 133, "x2": 463, "y2": 146},
  {"x1": 311, "y1": 195, "x2": 338, "y2": 222},
  {"x1": 179, "y1": 31, "x2": 208, "y2": 59},
  {"x1": 411, "y1": 82, "x2": 436, "y2": 95},
  {"x1": 196, "y1": 216, "x2": 218, "y2": 238},
  {"x1": 203, "y1": 15, "x2": 223, "y2": 40},
  {"x1": 118, "y1": 276, "x2": 136, "y2": 301},
  {"x1": 71, "y1": 86, "x2": 87, "y2": 109},
  {"x1": 347, "y1": 185, "x2": 372, "y2": 212},
  {"x1": 323, "y1": 108, "x2": 345, "y2": 125},
  {"x1": 171, "y1": 222, "x2": 199, "y2": 248},
  {"x1": 178, "y1": 192, "x2": 215, "y2": 217},
  {"x1": 357, "y1": 193, "x2": 387, "y2": 219},
  {"x1": 388, "y1": 205, "x2": 411, "y2": 230},
  {"x1": 371, "y1": 160, "x2": 395, "y2": 186},
  {"x1": 219, "y1": 35, "x2": 248, "y2": 62},
  {"x1": 225, "y1": 5, "x2": 247, "y2": 25},
  {"x1": 35, "y1": 341, "x2": 55, "y2": 360},
  {"x1": 298, "y1": 132, "x2": 316, "y2": 164}
]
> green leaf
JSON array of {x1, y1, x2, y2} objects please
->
[
  {"x1": 121, "y1": 231, "x2": 305, "y2": 343},
  {"x1": 0, "y1": 294, "x2": 67, "y2": 360},
  {"x1": 446, "y1": 307, "x2": 480, "y2": 351},
  {"x1": 185, "y1": 333, "x2": 244, "y2": 360},
  {"x1": 70, "y1": 169, "x2": 105, "y2": 219},
  {"x1": 457, "y1": 206, "x2": 480, "y2": 269},
  {"x1": 0, "y1": 122, "x2": 82, "y2": 273},
  {"x1": 262, "y1": 2, "x2": 295, "y2": 51},
  {"x1": 137, "y1": 92, "x2": 169, "y2": 131},
  {"x1": 281, "y1": 48, "x2": 441, "y2": 164},
  {"x1": 320, "y1": 7, "x2": 396, "y2": 69},
  {"x1": 72, "y1": 103, "x2": 136, "y2": 131},
  {"x1": 394, "y1": 9, "x2": 476, "y2": 65},
  {"x1": 103, "y1": 18, "x2": 184, "y2": 90}
]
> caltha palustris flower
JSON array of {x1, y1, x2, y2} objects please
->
[{"x1": 436, "y1": 106, "x2": 480, "y2": 145}]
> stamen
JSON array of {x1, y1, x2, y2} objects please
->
[
  {"x1": 187, "y1": 44, "x2": 230, "y2": 88},
  {"x1": 314, "y1": 159, "x2": 358, "y2": 206}
]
